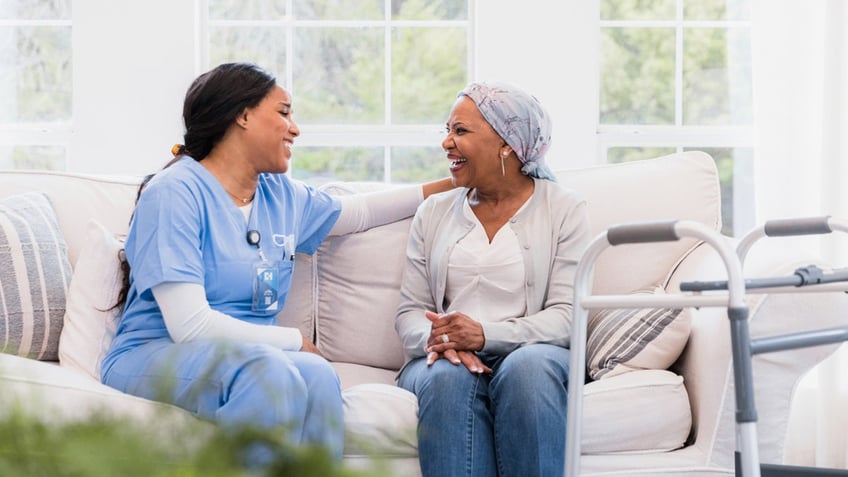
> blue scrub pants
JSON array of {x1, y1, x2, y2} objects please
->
[
  {"x1": 398, "y1": 344, "x2": 570, "y2": 477},
  {"x1": 102, "y1": 339, "x2": 344, "y2": 460}
]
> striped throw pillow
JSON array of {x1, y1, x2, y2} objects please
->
[
  {"x1": 0, "y1": 192, "x2": 72, "y2": 361},
  {"x1": 586, "y1": 286, "x2": 691, "y2": 380}
]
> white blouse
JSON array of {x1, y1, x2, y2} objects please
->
[{"x1": 445, "y1": 199, "x2": 527, "y2": 323}]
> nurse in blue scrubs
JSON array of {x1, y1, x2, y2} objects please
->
[{"x1": 101, "y1": 62, "x2": 454, "y2": 461}]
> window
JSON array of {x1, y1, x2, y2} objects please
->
[
  {"x1": 598, "y1": 0, "x2": 753, "y2": 236},
  {"x1": 0, "y1": 0, "x2": 71, "y2": 170},
  {"x1": 204, "y1": 0, "x2": 472, "y2": 185}
]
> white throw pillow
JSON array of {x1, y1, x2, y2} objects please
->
[
  {"x1": 58, "y1": 219, "x2": 125, "y2": 380},
  {"x1": 586, "y1": 285, "x2": 691, "y2": 380}
]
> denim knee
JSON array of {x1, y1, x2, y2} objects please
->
[
  {"x1": 490, "y1": 344, "x2": 570, "y2": 398},
  {"x1": 399, "y1": 358, "x2": 481, "y2": 400}
]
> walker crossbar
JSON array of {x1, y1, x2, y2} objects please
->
[
  {"x1": 680, "y1": 265, "x2": 848, "y2": 292},
  {"x1": 750, "y1": 327, "x2": 848, "y2": 355},
  {"x1": 564, "y1": 220, "x2": 760, "y2": 477}
]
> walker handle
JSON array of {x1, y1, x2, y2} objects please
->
[
  {"x1": 763, "y1": 216, "x2": 832, "y2": 237},
  {"x1": 607, "y1": 220, "x2": 679, "y2": 246}
]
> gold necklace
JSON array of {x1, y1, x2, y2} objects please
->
[{"x1": 225, "y1": 189, "x2": 254, "y2": 205}]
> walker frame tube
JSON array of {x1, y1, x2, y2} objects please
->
[{"x1": 565, "y1": 220, "x2": 758, "y2": 477}]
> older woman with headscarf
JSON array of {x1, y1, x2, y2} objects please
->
[{"x1": 395, "y1": 81, "x2": 591, "y2": 477}]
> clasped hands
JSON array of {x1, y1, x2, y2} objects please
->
[{"x1": 424, "y1": 311, "x2": 491, "y2": 375}]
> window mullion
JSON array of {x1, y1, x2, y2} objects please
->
[
  {"x1": 285, "y1": 0, "x2": 294, "y2": 92},
  {"x1": 384, "y1": 0, "x2": 392, "y2": 182},
  {"x1": 675, "y1": 0, "x2": 684, "y2": 128}
]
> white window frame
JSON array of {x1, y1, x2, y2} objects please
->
[{"x1": 200, "y1": 0, "x2": 476, "y2": 183}]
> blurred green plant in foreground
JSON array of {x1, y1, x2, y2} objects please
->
[{"x1": 0, "y1": 404, "x2": 385, "y2": 477}]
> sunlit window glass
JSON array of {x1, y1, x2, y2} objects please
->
[
  {"x1": 206, "y1": 0, "x2": 469, "y2": 184},
  {"x1": 598, "y1": 0, "x2": 752, "y2": 236},
  {"x1": 0, "y1": 0, "x2": 71, "y2": 171}
]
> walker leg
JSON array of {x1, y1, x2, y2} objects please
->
[
  {"x1": 729, "y1": 307, "x2": 761, "y2": 477},
  {"x1": 737, "y1": 422, "x2": 761, "y2": 477}
]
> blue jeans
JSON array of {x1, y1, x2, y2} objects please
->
[
  {"x1": 398, "y1": 344, "x2": 570, "y2": 477},
  {"x1": 102, "y1": 339, "x2": 344, "y2": 460}
]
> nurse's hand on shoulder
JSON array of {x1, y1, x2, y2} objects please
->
[{"x1": 300, "y1": 335, "x2": 324, "y2": 357}]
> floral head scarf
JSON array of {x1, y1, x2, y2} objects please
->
[{"x1": 457, "y1": 81, "x2": 556, "y2": 181}]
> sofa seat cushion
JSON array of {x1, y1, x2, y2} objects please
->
[
  {"x1": 0, "y1": 352, "x2": 199, "y2": 428},
  {"x1": 343, "y1": 383, "x2": 419, "y2": 457},
  {"x1": 582, "y1": 369, "x2": 691, "y2": 454},
  {"x1": 336, "y1": 362, "x2": 690, "y2": 457}
]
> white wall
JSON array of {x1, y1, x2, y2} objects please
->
[
  {"x1": 71, "y1": 0, "x2": 198, "y2": 175},
  {"x1": 751, "y1": 0, "x2": 848, "y2": 263},
  {"x1": 476, "y1": 1, "x2": 600, "y2": 172},
  {"x1": 67, "y1": 0, "x2": 599, "y2": 176}
]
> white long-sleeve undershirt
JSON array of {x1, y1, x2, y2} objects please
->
[
  {"x1": 152, "y1": 282, "x2": 304, "y2": 349},
  {"x1": 329, "y1": 184, "x2": 423, "y2": 236},
  {"x1": 153, "y1": 185, "x2": 424, "y2": 349}
]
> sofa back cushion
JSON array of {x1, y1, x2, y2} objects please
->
[
  {"x1": 557, "y1": 151, "x2": 721, "y2": 295},
  {"x1": 0, "y1": 150, "x2": 721, "y2": 371},
  {"x1": 283, "y1": 151, "x2": 721, "y2": 371},
  {"x1": 278, "y1": 183, "x2": 412, "y2": 369},
  {"x1": 0, "y1": 171, "x2": 139, "y2": 266}
]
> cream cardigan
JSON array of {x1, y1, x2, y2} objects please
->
[{"x1": 395, "y1": 179, "x2": 590, "y2": 364}]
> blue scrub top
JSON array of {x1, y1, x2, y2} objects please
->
[{"x1": 102, "y1": 157, "x2": 341, "y2": 372}]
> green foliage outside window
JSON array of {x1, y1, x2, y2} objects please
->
[
  {"x1": 600, "y1": 27, "x2": 675, "y2": 125},
  {"x1": 292, "y1": 147, "x2": 384, "y2": 184},
  {"x1": 391, "y1": 146, "x2": 447, "y2": 183},
  {"x1": 600, "y1": 0, "x2": 752, "y2": 236}
]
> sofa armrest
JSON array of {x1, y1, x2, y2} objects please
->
[{"x1": 666, "y1": 242, "x2": 738, "y2": 469}]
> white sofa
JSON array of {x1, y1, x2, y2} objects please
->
[{"x1": 0, "y1": 151, "x2": 845, "y2": 476}]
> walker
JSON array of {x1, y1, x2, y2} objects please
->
[
  {"x1": 681, "y1": 216, "x2": 848, "y2": 477},
  {"x1": 564, "y1": 217, "x2": 848, "y2": 477}
]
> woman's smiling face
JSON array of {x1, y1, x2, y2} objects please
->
[
  {"x1": 242, "y1": 85, "x2": 300, "y2": 174},
  {"x1": 442, "y1": 96, "x2": 506, "y2": 189}
]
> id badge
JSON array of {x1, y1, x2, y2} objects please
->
[{"x1": 252, "y1": 261, "x2": 281, "y2": 312}]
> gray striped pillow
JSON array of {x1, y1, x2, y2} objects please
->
[
  {"x1": 0, "y1": 192, "x2": 71, "y2": 361},
  {"x1": 586, "y1": 286, "x2": 691, "y2": 380}
]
